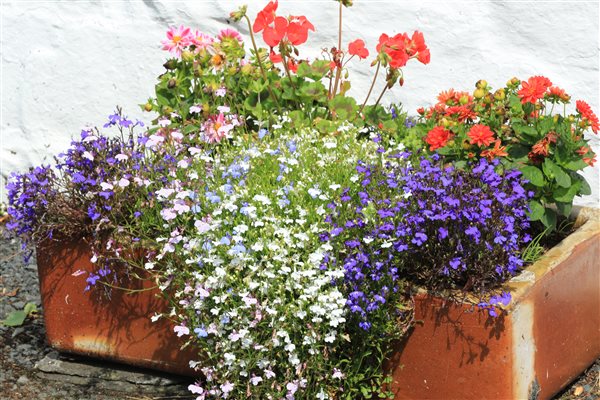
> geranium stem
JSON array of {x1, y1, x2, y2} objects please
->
[
  {"x1": 243, "y1": 15, "x2": 281, "y2": 111},
  {"x1": 331, "y1": 1, "x2": 343, "y2": 98},
  {"x1": 359, "y1": 60, "x2": 381, "y2": 114},
  {"x1": 373, "y1": 84, "x2": 389, "y2": 108}
]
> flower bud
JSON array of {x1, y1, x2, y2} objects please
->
[
  {"x1": 144, "y1": 103, "x2": 153, "y2": 112},
  {"x1": 476, "y1": 79, "x2": 487, "y2": 89},
  {"x1": 568, "y1": 115, "x2": 575, "y2": 122},
  {"x1": 494, "y1": 89, "x2": 506, "y2": 101},
  {"x1": 507, "y1": 77, "x2": 520, "y2": 87},
  {"x1": 484, "y1": 93, "x2": 494, "y2": 104},
  {"x1": 553, "y1": 115, "x2": 559, "y2": 123},
  {"x1": 241, "y1": 63, "x2": 254, "y2": 75},
  {"x1": 473, "y1": 88, "x2": 485, "y2": 99},
  {"x1": 229, "y1": 5, "x2": 247, "y2": 22},
  {"x1": 441, "y1": 118, "x2": 450, "y2": 128},
  {"x1": 182, "y1": 50, "x2": 194, "y2": 63},
  {"x1": 168, "y1": 78, "x2": 177, "y2": 89},
  {"x1": 459, "y1": 95, "x2": 469, "y2": 105},
  {"x1": 338, "y1": 0, "x2": 354, "y2": 6},
  {"x1": 163, "y1": 59, "x2": 177, "y2": 70}
]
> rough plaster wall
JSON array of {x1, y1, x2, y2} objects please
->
[{"x1": 1, "y1": 0, "x2": 598, "y2": 206}]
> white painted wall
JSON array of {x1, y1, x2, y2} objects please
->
[{"x1": 1, "y1": 0, "x2": 598, "y2": 206}]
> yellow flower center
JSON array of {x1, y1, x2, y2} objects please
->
[{"x1": 173, "y1": 35, "x2": 182, "y2": 44}]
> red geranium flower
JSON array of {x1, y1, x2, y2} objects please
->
[
  {"x1": 425, "y1": 126, "x2": 453, "y2": 151},
  {"x1": 348, "y1": 39, "x2": 369, "y2": 59},
  {"x1": 409, "y1": 31, "x2": 430, "y2": 64},
  {"x1": 286, "y1": 15, "x2": 315, "y2": 46},
  {"x1": 576, "y1": 100, "x2": 599, "y2": 134},
  {"x1": 377, "y1": 33, "x2": 409, "y2": 69},
  {"x1": 518, "y1": 76, "x2": 552, "y2": 104},
  {"x1": 263, "y1": 16, "x2": 288, "y2": 47},
  {"x1": 467, "y1": 124, "x2": 495, "y2": 147},
  {"x1": 253, "y1": 0, "x2": 278, "y2": 33}
]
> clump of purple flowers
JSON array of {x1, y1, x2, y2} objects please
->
[
  {"x1": 324, "y1": 154, "x2": 532, "y2": 329},
  {"x1": 5, "y1": 165, "x2": 56, "y2": 257},
  {"x1": 5, "y1": 109, "x2": 150, "y2": 289}
]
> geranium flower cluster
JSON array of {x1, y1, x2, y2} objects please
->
[
  {"x1": 324, "y1": 154, "x2": 532, "y2": 327},
  {"x1": 414, "y1": 76, "x2": 597, "y2": 230}
]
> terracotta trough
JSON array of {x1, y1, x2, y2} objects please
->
[
  {"x1": 387, "y1": 207, "x2": 600, "y2": 399},
  {"x1": 36, "y1": 240, "x2": 196, "y2": 377},
  {"x1": 36, "y1": 207, "x2": 600, "y2": 398}
]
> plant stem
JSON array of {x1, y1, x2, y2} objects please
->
[
  {"x1": 331, "y1": 1, "x2": 344, "y2": 98},
  {"x1": 359, "y1": 60, "x2": 381, "y2": 114},
  {"x1": 243, "y1": 15, "x2": 280, "y2": 110},
  {"x1": 373, "y1": 84, "x2": 389, "y2": 108}
]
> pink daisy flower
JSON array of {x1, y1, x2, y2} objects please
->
[
  {"x1": 218, "y1": 28, "x2": 243, "y2": 44},
  {"x1": 191, "y1": 29, "x2": 214, "y2": 52},
  {"x1": 162, "y1": 25, "x2": 192, "y2": 56}
]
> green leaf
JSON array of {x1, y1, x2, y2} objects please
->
[
  {"x1": 1, "y1": 303, "x2": 37, "y2": 327},
  {"x1": 329, "y1": 95, "x2": 357, "y2": 121},
  {"x1": 1, "y1": 311, "x2": 27, "y2": 327},
  {"x1": 527, "y1": 200, "x2": 545, "y2": 221},
  {"x1": 556, "y1": 202, "x2": 573, "y2": 217},
  {"x1": 509, "y1": 94, "x2": 523, "y2": 114},
  {"x1": 512, "y1": 124, "x2": 538, "y2": 139},
  {"x1": 520, "y1": 166, "x2": 545, "y2": 187},
  {"x1": 540, "y1": 208, "x2": 557, "y2": 230},
  {"x1": 553, "y1": 181, "x2": 581, "y2": 203},
  {"x1": 543, "y1": 158, "x2": 571, "y2": 188},
  {"x1": 564, "y1": 158, "x2": 588, "y2": 171},
  {"x1": 579, "y1": 177, "x2": 592, "y2": 196},
  {"x1": 299, "y1": 81, "x2": 327, "y2": 100},
  {"x1": 507, "y1": 144, "x2": 530, "y2": 161},
  {"x1": 155, "y1": 88, "x2": 173, "y2": 106}
]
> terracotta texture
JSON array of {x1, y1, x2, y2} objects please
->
[
  {"x1": 387, "y1": 207, "x2": 600, "y2": 399},
  {"x1": 36, "y1": 238, "x2": 196, "y2": 377}
]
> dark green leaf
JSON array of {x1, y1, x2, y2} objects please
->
[
  {"x1": 556, "y1": 202, "x2": 573, "y2": 217},
  {"x1": 540, "y1": 208, "x2": 557, "y2": 230},
  {"x1": 553, "y1": 181, "x2": 581, "y2": 203}
]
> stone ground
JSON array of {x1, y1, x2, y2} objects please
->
[{"x1": 0, "y1": 225, "x2": 598, "y2": 400}]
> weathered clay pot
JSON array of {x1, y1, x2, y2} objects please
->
[
  {"x1": 36, "y1": 238, "x2": 196, "y2": 377},
  {"x1": 37, "y1": 207, "x2": 599, "y2": 398},
  {"x1": 386, "y1": 206, "x2": 600, "y2": 399}
]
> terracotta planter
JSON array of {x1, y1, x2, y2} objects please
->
[
  {"x1": 36, "y1": 238, "x2": 196, "y2": 377},
  {"x1": 37, "y1": 207, "x2": 599, "y2": 398},
  {"x1": 386, "y1": 206, "x2": 600, "y2": 399}
]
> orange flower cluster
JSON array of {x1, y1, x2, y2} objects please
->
[
  {"x1": 528, "y1": 132, "x2": 558, "y2": 164},
  {"x1": 576, "y1": 100, "x2": 599, "y2": 134},
  {"x1": 467, "y1": 124, "x2": 495, "y2": 147},
  {"x1": 517, "y1": 76, "x2": 552, "y2": 104},
  {"x1": 425, "y1": 126, "x2": 453, "y2": 151}
]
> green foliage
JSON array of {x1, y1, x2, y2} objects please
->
[{"x1": 1, "y1": 303, "x2": 37, "y2": 327}]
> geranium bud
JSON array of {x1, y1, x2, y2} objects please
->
[
  {"x1": 168, "y1": 78, "x2": 177, "y2": 89},
  {"x1": 144, "y1": 103, "x2": 153, "y2": 112},
  {"x1": 182, "y1": 50, "x2": 194, "y2": 62},
  {"x1": 494, "y1": 89, "x2": 506, "y2": 101},
  {"x1": 229, "y1": 5, "x2": 247, "y2": 22},
  {"x1": 476, "y1": 79, "x2": 487, "y2": 89},
  {"x1": 473, "y1": 88, "x2": 485, "y2": 99},
  {"x1": 399, "y1": 76, "x2": 405, "y2": 86},
  {"x1": 163, "y1": 59, "x2": 177, "y2": 70},
  {"x1": 496, "y1": 107, "x2": 506, "y2": 116}
]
